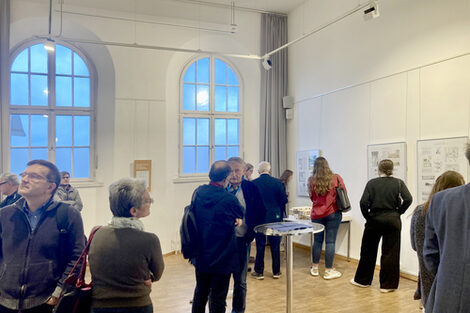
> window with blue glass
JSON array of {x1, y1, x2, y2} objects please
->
[
  {"x1": 9, "y1": 43, "x2": 93, "y2": 178},
  {"x1": 181, "y1": 57, "x2": 241, "y2": 175}
]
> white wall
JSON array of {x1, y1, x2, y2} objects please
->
[
  {"x1": 287, "y1": 0, "x2": 470, "y2": 275},
  {"x1": 8, "y1": 0, "x2": 262, "y2": 254}
]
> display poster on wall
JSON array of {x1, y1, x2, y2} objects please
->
[
  {"x1": 134, "y1": 160, "x2": 152, "y2": 192},
  {"x1": 296, "y1": 149, "x2": 320, "y2": 197},
  {"x1": 367, "y1": 142, "x2": 407, "y2": 182},
  {"x1": 417, "y1": 136, "x2": 469, "y2": 202}
]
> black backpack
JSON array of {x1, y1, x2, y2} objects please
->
[{"x1": 180, "y1": 192, "x2": 198, "y2": 260}]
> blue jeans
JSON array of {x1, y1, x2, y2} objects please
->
[
  {"x1": 254, "y1": 233, "x2": 281, "y2": 275},
  {"x1": 311, "y1": 211, "x2": 342, "y2": 268},
  {"x1": 231, "y1": 238, "x2": 250, "y2": 313},
  {"x1": 91, "y1": 305, "x2": 153, "y2": 313}
]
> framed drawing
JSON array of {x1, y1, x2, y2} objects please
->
[
  {"x1": 134, "y1": 160, "x2": 152, "y2": 192},
  {"x1": 296, "y1": 149, "x2": 320, "y2": 197},
  {"x1": 367, "y1": 142, "x2": 407, "y2": 182},
  {"x1": 417, "y1": 136, "x2": 468, "y2": 202}
]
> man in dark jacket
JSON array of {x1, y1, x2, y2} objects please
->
[
  {"x1": 0, "y1": 172, "x2": 21, "y2": 208},
  {"x1": 0, "y1": 160, "x2": 85, "y2": 313},
  {"x1": 251, "y1": 161, "x2": 288, "y2": 280},
  {"x1": 227, "y1": 157, "x2": 265, "y2": 313},
  {"x1": 192, "y1": 161, "x2": 244, "y2": 313}
]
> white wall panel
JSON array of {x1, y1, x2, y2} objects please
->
[{"x1": 420, "y1": 55, "x2": 470, "y2": 139}]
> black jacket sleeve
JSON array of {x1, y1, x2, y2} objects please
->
[{"x1": 398, "y1": 179, "x2": 413, "y2": 214}]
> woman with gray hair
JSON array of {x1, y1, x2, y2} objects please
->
[{"x1": 88, "y1": 178, "x2": 164, "y2": 313}]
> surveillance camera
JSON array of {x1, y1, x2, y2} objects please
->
[
  {"x1": 262, "y1": 57, "x2": 272, "y2": 70},
  {"x1": 363, "y1": 1, "x2": 380, "y2": 21}
]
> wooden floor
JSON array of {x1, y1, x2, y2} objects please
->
[{"x1": 151, "y1": 247, "x2": 422, "y2": 313}]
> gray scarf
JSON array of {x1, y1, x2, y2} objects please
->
[{"x1": 109, "y1": 216, "x2": 144, "y2": 231}]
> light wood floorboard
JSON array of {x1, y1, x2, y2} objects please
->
[{"x1": 151, "y1": 247, "x2": 422, "y2": 313}]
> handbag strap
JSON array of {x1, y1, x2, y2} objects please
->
[
  {"x1": 68, "y1": 225, "x2": 102, "y2": 286},
  {"x1": 335, "y1": 175, "x2": 342, "y2": 188}
]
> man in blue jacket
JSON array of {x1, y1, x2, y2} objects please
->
[
  {"x1": 251, "y1": 161, "x2": 288, "y2": 280},
  {"x1": 424, "y1": 145, "x2": 470, "y2": 313},
  {"x1": 0, "y1": 160, "x2": 85, "y2": 313},
  {"x1": 192, "y1": 161, "x2": 244, "y2": 313},
  {"x1": 226, "y1": 157, "x2": 265, "y2": 313}
]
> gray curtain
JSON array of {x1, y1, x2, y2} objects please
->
[
  {"x1": 260, "y1": 14, "x2": 288, "y2": 178},
  {"x1": 0, "y1": 0, "x2": 10, "y2": 173}
]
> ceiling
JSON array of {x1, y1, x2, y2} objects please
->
[{"x1": 54, "y1": 0, "x2": 304, "y2": 16}]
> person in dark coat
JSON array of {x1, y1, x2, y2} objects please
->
[
  {"x1": 251, "y1": 161, "x2": 288, "y2": 279},
  {"x1": 424, "y1": 146, "x2": 470, "y2": 313},
  {"x1": 0, "y1": 172, "x2": 21, "y2": 208},
  {"x1": 191, "y1": 161, "x2": 244, "y2": 313},
  {"x1": 226, "y1": 157, "x2": 265, "y2": 313},
  {"x1": 410, "y1": 170, "x2": 464, "y2": 309},
  {"x1": 351, "y1": 159, "x2": 412, "y2": 292}
]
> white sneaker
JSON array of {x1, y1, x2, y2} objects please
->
[
  {"x1": 310, "y1": 266, "x2": 319, "y2": 276},
  {"x1": 323, "y1": 269, "x2": 342, "y2": 280},
  {"x1": 380, "y1": 288, "x2": 396, "y2": 293},
  {"x1": 350, "y1": 278, "x2": 370, "y2": 288}
]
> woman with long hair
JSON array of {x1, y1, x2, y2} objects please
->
[
  {"x1": 411, "y1": 171, "x2": 464, "y2": 307},
  {"x1": 307, "y1": 157, "x2": 346, "y2": 280},
  {"x1": 279, "y1": 169, "x2": 293, "y2": 196},
  {"x1": 351, "y1": 159, "x2": 412, "y2": 292}
]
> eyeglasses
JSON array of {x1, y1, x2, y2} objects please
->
[
  {"x1": 143, "y1": 198, "x2": 154, "y2": 204},
  {"x1": 19, "y1": 172, "x2": 49, "y2": 182},
  {"x1": 0, "y1": 181, "x2": 7, "y2": 186},
  {"x1": 62, "y1": 176, "x2": 70, "y2": 179}
]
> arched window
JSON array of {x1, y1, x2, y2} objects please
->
[
  {"x1": 9, "y1": 42, "x2": 93, "y2": 178},
  {"x1": 180, "y1": 57, "x2": 241, "y2": 175}
]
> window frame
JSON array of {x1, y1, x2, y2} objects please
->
[
  {"x1": 179, "y1": 55, "x2": 243, "y2": 177},
  {"x1": 7, "y1": 39, "x2": 96, "y2": 181}
]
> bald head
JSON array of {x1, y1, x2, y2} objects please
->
[{"x1": 209, "y1": 161, "x2": 232, "y2": 183}]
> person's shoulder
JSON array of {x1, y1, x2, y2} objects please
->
[
  {"x1": 241, "y1": 179, "x2": 257, "y2": 190},
  {"x1": 434, "y1": 183, "x2": 468, "y2": 202}
]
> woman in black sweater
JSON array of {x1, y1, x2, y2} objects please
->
[{"x1": 350, "y1": 159, "x2": 412, "y2": 292}]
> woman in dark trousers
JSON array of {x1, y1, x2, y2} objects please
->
[
  {"x1": 350, "y1": 159, "x2": 412, "y2": 292},
  {"x1": 410, "y1": 170, "x2": 464, "y2": 308}
]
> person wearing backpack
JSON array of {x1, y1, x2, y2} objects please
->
[
  {"x1": 0, "y1": 160, "x2": 85, "y2": 313},
  {"x1": 191, "y1": 161, "x2": 244, "y2": 313}
]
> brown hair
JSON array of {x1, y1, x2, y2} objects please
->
[
  {"x1": 378, "y1": 159, "x2": 394, "y2": 176},
  {"x1": 422, "y1": 170, "x2": 465, "y2": 215},
  {"x1": 308, "y1": 157, "x2": 334, "y2": 196},
  {"x1": 280, "y1": 169, "x2": 293, "y2": 186}
]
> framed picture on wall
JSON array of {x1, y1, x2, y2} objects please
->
[
  {"x1": 417, "y1": 136, "x2": 469, "y2": 203},
  {"x1": 296, "y1": 149, "x2": 321, "y2": 197},
  {"x1": 367, "y1": 142, "x2": 407, "y2": 182},
  {"x1": 134, "y1": 160, "x2": 152, "y2": 192}
]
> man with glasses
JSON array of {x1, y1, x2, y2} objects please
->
[
  {"x1": 54, "y1": 171, "x2": 83, "y2": 212},
  {"x1": 0, "y1": 173, "x2": 21, "y2": 209},
  {"x1": 0, "y1": 160, "x2": 85, "y2": 313}
]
